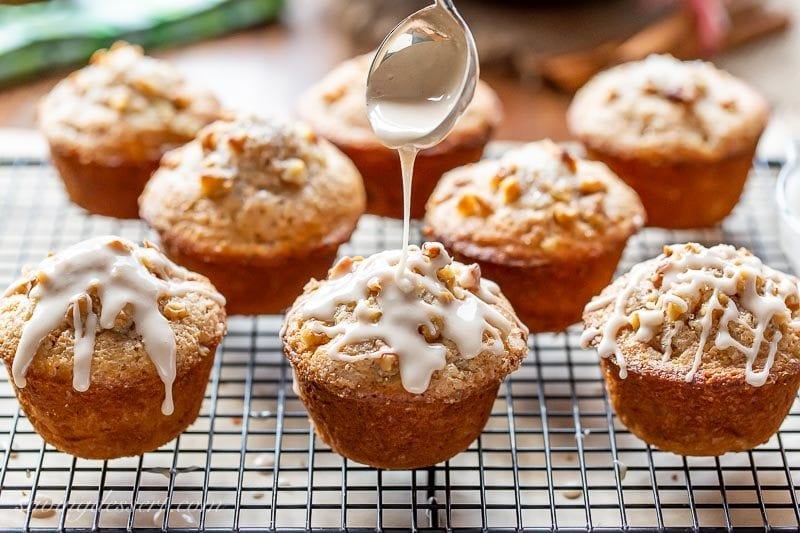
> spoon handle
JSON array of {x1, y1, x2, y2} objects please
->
[{"x1": 436, "y1": 0, "x2": 457, "y2": 11}]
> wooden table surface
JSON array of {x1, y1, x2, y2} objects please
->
[{"x1": 0, "y1": 0, "x2": 797, "y2": 157}]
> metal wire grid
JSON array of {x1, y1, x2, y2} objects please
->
[{"x1": 0, "y1": 155, "x2": 798, "y2": 532}]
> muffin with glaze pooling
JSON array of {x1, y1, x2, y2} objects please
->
[
  {"x1": 281, "y1": 243, "x2": 528, "y2": 469},
  {"x1": 0, "y1": 236, "x2": 226, "y2": 459},
  {"x1": 140, "y1": 114, "x2": 366, "y2": 315},
  {"x1": 424, "y1": 140, "x2": 645, "y2": 333},
  {"x1": 582, "y1": 243, "x2": 800, "y2": 456},
  {"x1": 298, "y1": 53, "x2": 502, "y2": 219},
  {"x1": 568, "y1": 54, "x2": 768, "y2": 228},
  {"x1": 38, "y1": 42, "x2": 220, "y2": 218}
]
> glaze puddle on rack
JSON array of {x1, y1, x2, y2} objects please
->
[{"x1": 0, "y1": 150, "x2": 798, "y2": 531}]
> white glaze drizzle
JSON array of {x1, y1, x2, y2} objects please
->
[
  {"x1": 290, "y1": 243, "x2": 524, "y2": 394},
  {"x1": 582, "y1": 244, "x2": 800, "y2": 386},
  {"x1": 8, "y1": 236, "x2": 225, "y2": 415}
]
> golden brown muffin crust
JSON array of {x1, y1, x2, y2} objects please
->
[
  {"x1": 583, "y1": 243, "x2": 800, "y2": 385},
  {"x1": 568, "y1": 54, "x2": 769, "y2": 161},
  {"x1": 139, "y1": 114, "x2": 366, "y2": 263},
  {"x1": 297, "y1": 53, "x2": 502, "y2": 153},
  {"x1": 425, "y1": 140, "x2": 645, "y2": 266},
  {"x1": 38, "y1": 42, "x2": 220, "y2": 165}
]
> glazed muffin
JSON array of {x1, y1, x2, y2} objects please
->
[
  {"x1": 582, "y1": 243, "x2": 800, "y2": 456},
  {"x1": 140, "y1": 114, "x2": 366, "y2": 315},
  {"x1": 298, "y1": 53, "x2": 502, "y2": 219},
  {"x1": 568, "y1": 54, "x2": 769, "y2": 229},
  {"x1": 0, "y1": 236, "x2": 226, "y2": 459},
  {"x1": 282, "y1": 243, "x2": 528, "y2": 469},
  {"x1": 38, "y1": 42, "x2": 220, "y2": 218},
  {"x1": 424, "y1": 140, "x2": 645, "y2": 332}
]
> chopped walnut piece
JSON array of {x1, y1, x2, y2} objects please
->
[
  {"x1": 560, "y1": 150, "x2": 578, "y2": 173},
  {"x1": 108, "y1": 92, "x2": 130, "y2": 112},
  {"x1": 34, "y1": 271, "x2": 49, "y2": 286},
  {"x1": 499, "y1": 177, "x2": 521, "y2": 204},
  {"x1": 378, "y1": 354, "x2": 397, "y2": 372},
  {"x1": 163, "y1": 301, "x2": 189, "y2": 320},
  {"x1": 578, "y1": 177, "x2": 606, "y2": 195},
  {"x1": 132, "y1": 78, "x2": 161, "y2": 97},
  {"x1": 666, "y1": 302, "x2": 683, "y2": 321},
  {"x1": 422, "y1": 242, "x2": 442, "y2": 259},
  {"x1": 280, "y1": 158, "x2": 307, "y2": 186},
  {"x1": 367, "y1": 277, "x2": 382, "y2": 292},
  {"x1": 553, "y1": 204, "x2": 578, "y2": 227},
  {"x1": 300, "y1": 326, "x2": 328, "y2": 348},
  {"x1": 323, "y1": 85, "x2": 346, "y2": 103},
  {"x1": 226, "y1": 133, "x2": 247, "y2": 153},
  {"x1": 200, "y1": 173, "x2": 233, "y2": 198},
  {"x1": 439, "y1": 291, "x2": 454, "y2": 304},
  {"x1": 330, "y1": 256, "x2": 355, "y2": 278},
  {"x1": 436, "y1": 265, "x2": 456, "y2": 288},
  {"x1": 458, "y1": 264, "x2": 482, "y2": 290},
  {"x1": 200, "y1": 130, "x2": 218, "y2": 151},
  {"x1": 107, "y1": 238, "x2": 133, "y2": 253},
  {"x1": 456, "y1": 193, "x2": 493, "y2": 217}
]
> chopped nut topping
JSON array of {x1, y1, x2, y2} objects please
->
[
  {"x1": 226, "y1": 133, "x2": 247, "y2": 153},
  {"x1": 666, "y1": 302, "x2": 683, "y2": 321},
  {"x1": 300, "y1": 326, "x2": 328, "y2": 348},
  {"x1": 200, "y1": 130, "x2": 218, "y2": 151},
  {"x1": 629, "y1": 311, "x2": 641, "y2": 330},
  {"x1": 578, "y1": 177, "x2": 606, "y2": 195},
  {"x1": 458, "y1": 264, "x2": 482, "y2": 291},
  {"x1": 323, "y1": 85, "x2": 346, "y2": 103},
  {"x1": 378, "y1": 353, "x2": 397, "y2": 372},
  {"x1": 553, "y1": 204, "x2": 578, "y2": 227},
  {"x1": 163, "y1": 301, "x2": 189, "y2": 319},
  {"x1": 107, "y1": 238, "x2": 133, "y2": 253},
  {"x1": 560, "y1": 150, "x2": 578, "y2": 173},
  {"x1": 456, "y1": 193, "x2": 494, "y2": 217},
  {"x1": 200, "y1": 173, "x2": 233, "y2": 198},
  {"x1": 280, "y1": 158, "x2": 308, "y2": 186},
  {"x1": 330, "y1": 256, "x2": 355, "y2": 278},
  {"x1": 422, "y1": 242, "x2": 442, "y2": 259},
  {"x1": 499, "y1": 177, "x2": 521, "y2": 204},
  {"x1": 367, "y1": 277, "x2": 382, "y2": 292}
]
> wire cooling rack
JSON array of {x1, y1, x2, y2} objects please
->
[{"x1": 0, "y1": 151, "x2": 798, "y2": 532}]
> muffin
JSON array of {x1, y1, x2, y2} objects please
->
[
  {"x1": 568, "y1": 54, "x2": 769, "y2": 229},
  {"x1": 38, "y1": 42, "x2": 220, "y2": 218},
  {"x1": 424, "y1": 140, "x2": 645, "y2": 333},
  {"x1": 582, "y1": 243, "x2": 800, "y2": 456},
  {"x1": 140, "y1": 114, "x2": 366, "y2": 315},
  {"x1": 0, "y1": 236, "x2": 226, "y2": 459},
  {"x1": 298, "y1": 53, "x2": 502, "y2": 219},
  {"x1": 281, "y1": 242, "x2": 528, "y2": 469}
]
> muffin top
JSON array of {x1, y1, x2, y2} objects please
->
[
  {"x1": 568, "y1": 54, "x2": 769, "y2": 160},
  {"x1": 424, "y1": 140, "x2": 645, "y2": 266},
  {"x1": 39, "y1": 42, "x2": 220, "y2": 163},
  {"x1": 582, "y1": 243, "x2": 800, "y2": 386},
  {"x1": 140, "y1": 114, "x2": 366, "y2": 262},
  {"x1": 0, "y1": 236, "x2": 226, "y2": 415},
  {"x1": 282, "y1": 242, "x2": 528, "y2": 399},
  {"x1": 298, "y1": 53, "x2": 502, "y2": 152}
]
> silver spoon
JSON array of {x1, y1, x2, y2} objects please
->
[{"x1": 366, "y1": 0, "x2": 479, "y2": 150}]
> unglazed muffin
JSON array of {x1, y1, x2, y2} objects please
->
[
  {"x1": 140, "y1": 114, "x2": 366, "y2": 315},
  {"x1": 424, "y1": 140, "x2": 645, "y2": 332},
  {"x1": 282, "y1": 243, "x2": 528, "y2": 469},
  {"x1": 582, "y1": 243, "x2": 800, "y2": 456},
  {"x1": 568, "y1": 54, "x2": 769, "y2": 229},
  {"x1": 298, "y1": 53, "x2": 502, "y2": 218},
  {"x1": 0, "y1": 236, "x2": 226, "y2": 459},
  {"x1": 38, "y1": 42, "x2": 220, "y2": 218}
]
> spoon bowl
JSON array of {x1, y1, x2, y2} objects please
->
[{"x1": 366, "y1": 0, "x2": 479, "y2": 149}]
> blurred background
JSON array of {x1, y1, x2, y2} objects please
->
[{"x1": 0, "y1": 0, "x2": 796, "y2": 157}]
